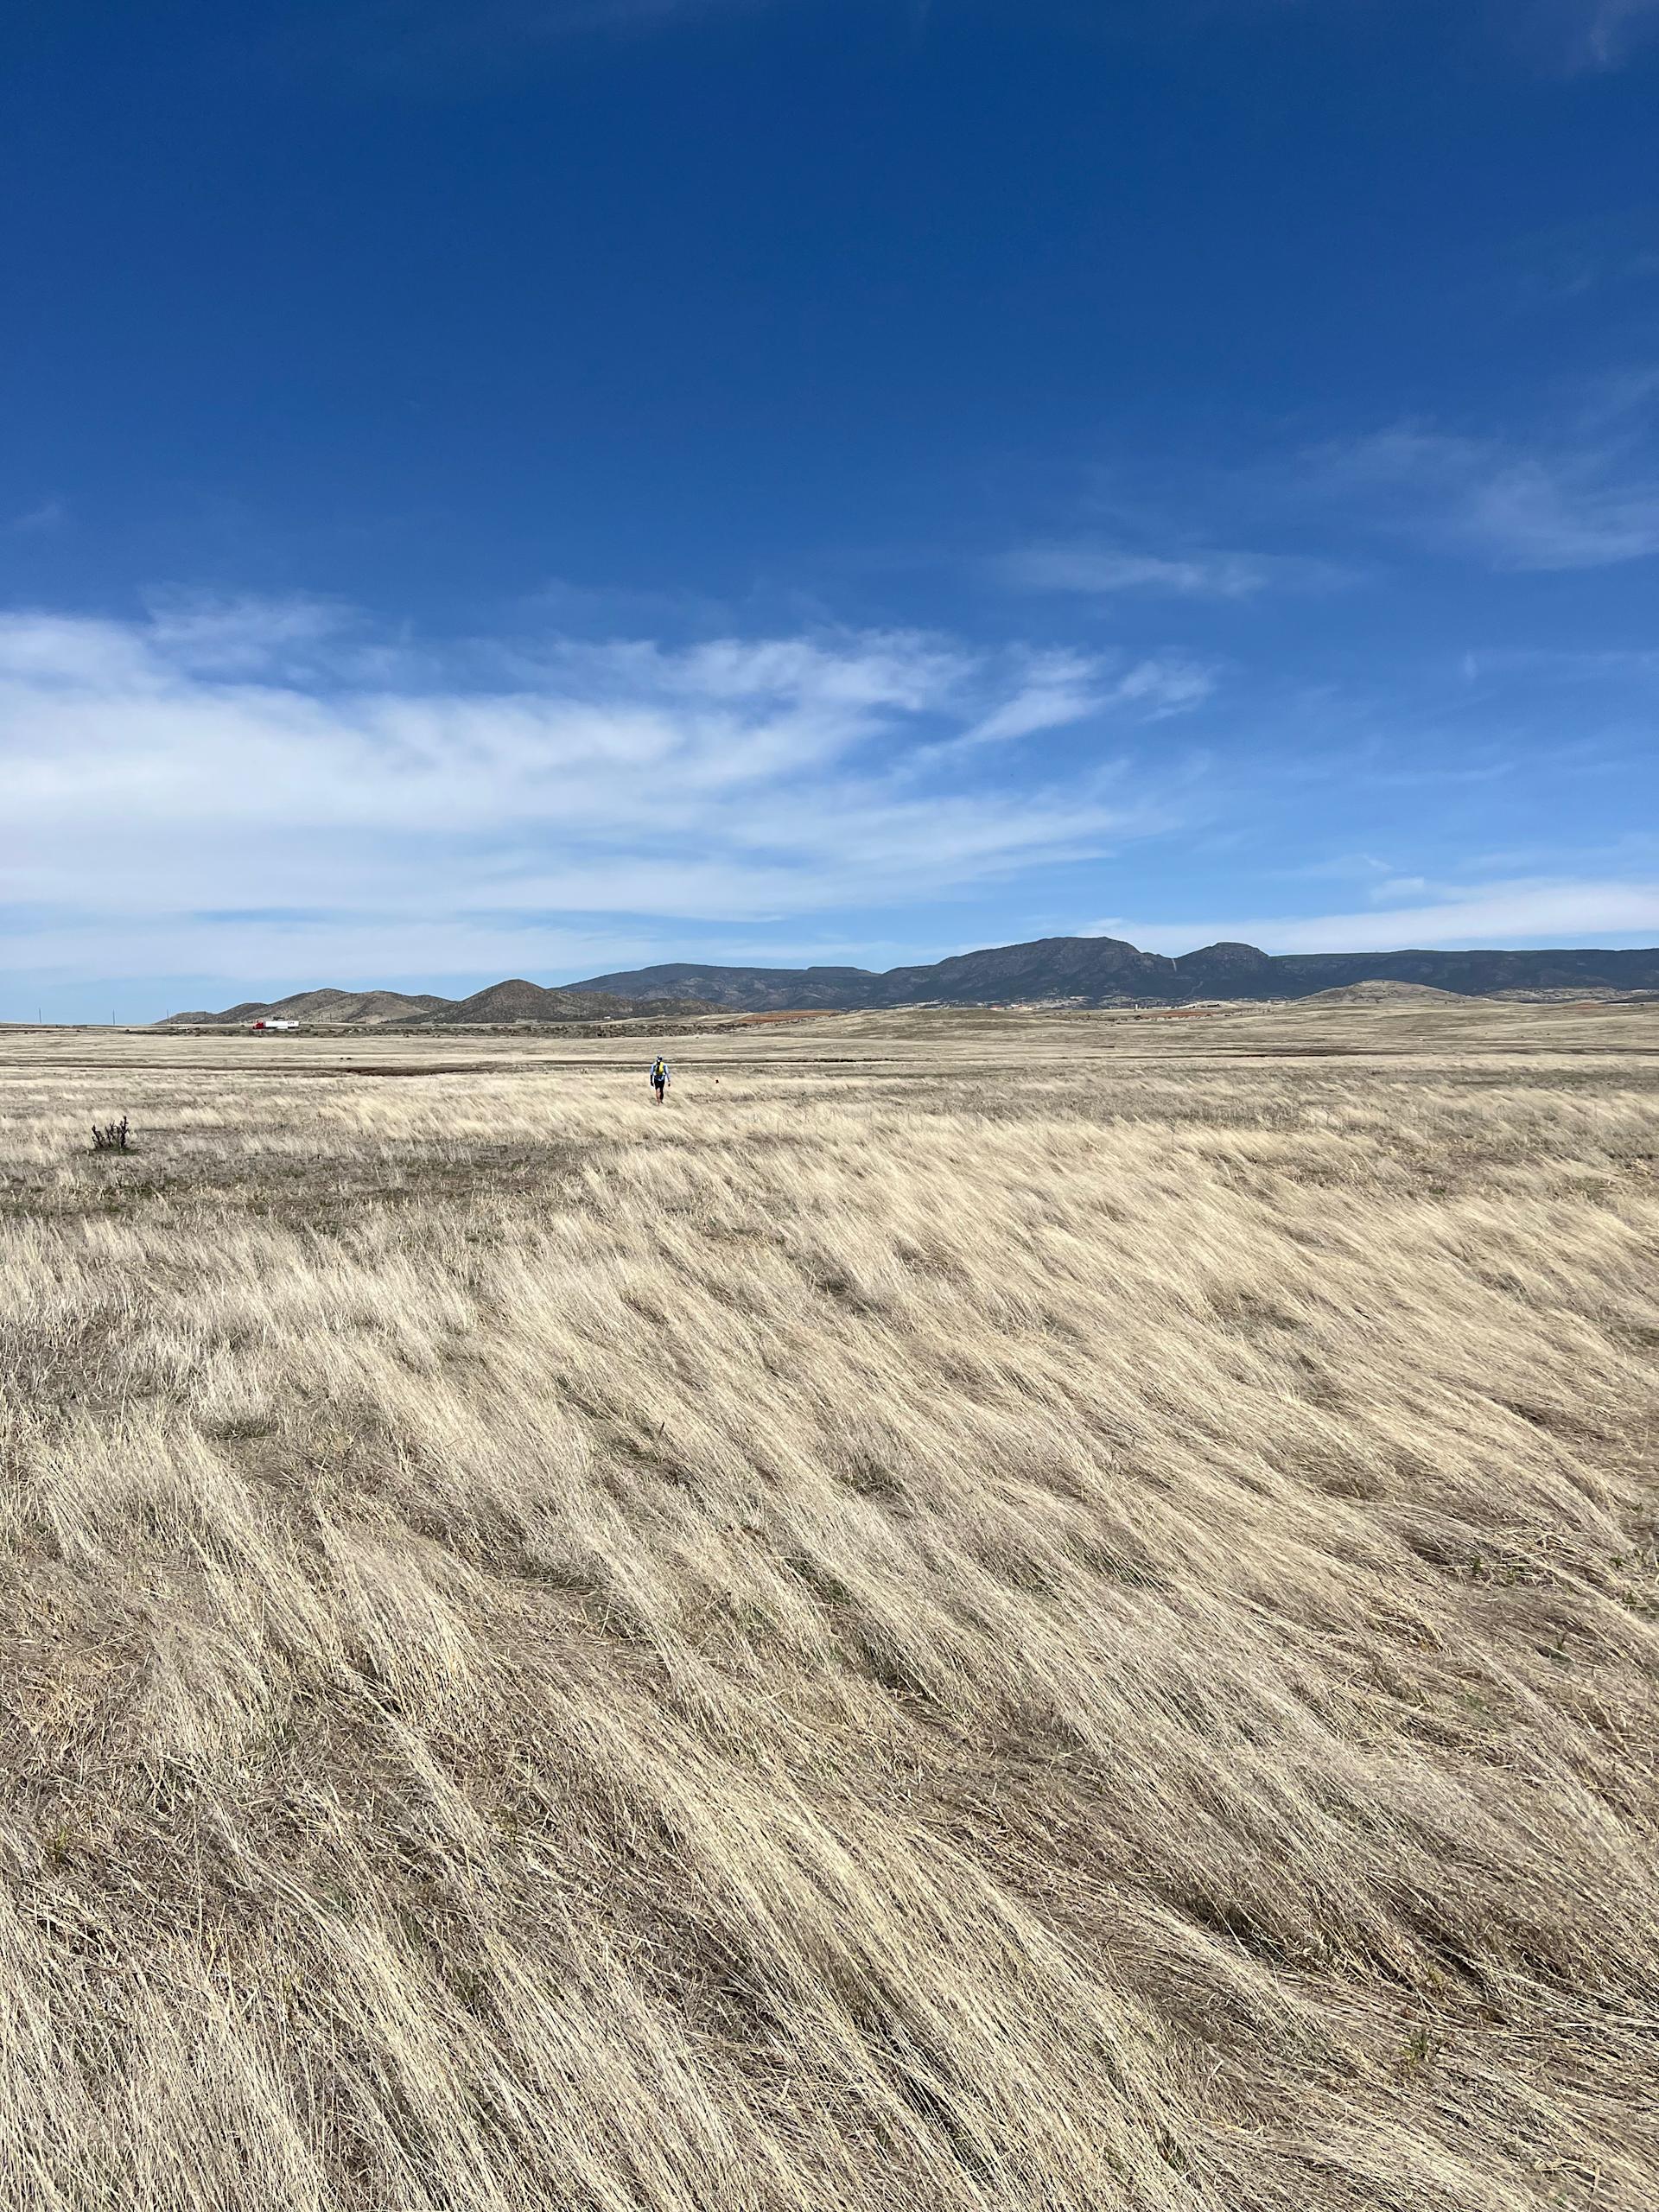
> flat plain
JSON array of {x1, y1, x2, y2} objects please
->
[{"x1": 2, "y1": 999, "x2": 1656, "y2": 2211}]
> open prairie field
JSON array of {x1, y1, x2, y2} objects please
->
[{"x1": 2, "y1": 1001, "x2": 1656, "y2": 2211}]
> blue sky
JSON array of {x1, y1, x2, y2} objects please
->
[{"x1": 4, "y1": 0, "x2": 1658, "y2": 1019}]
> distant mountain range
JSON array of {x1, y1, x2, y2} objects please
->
[
  {"x1": 568, "y1": 936, "x2": 1659, "y2": 1007},
  {"x1": 158, "y1": 980, "x2": 715, "y2": 1027},
  {"x1": 159, "y1": 935, "x2": 1659, "y2": 1027}
]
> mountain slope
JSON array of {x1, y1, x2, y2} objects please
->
[{"x1": 420, "y1": 979, "x2": 703, "y2": 1025}]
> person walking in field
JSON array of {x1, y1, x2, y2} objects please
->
[{"x1": 649, "y1": 1055, "x2": 671, "y2": 1105}]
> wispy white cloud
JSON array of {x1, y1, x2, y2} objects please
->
[
  {"x1": 1508, "y1": 217, "x2": 1659, "y2": 308},
  {"x1": 140, "y1": 588, "x2": 359, "y2": 675},
  {"x1": 1340, "y1": 0, "x2": 1659, "y2": 75},
  {"x1": 7, "y1": 499, "x2": 67, "y2": 536},
  {"x1": 1099, "y1": 876, "x2": 1659, "y2": 955},
  {"x1": 1000, "y1": 543, "x2": 1273, "y2": 599},
  {"x1": 954, "y1": 651, "x2": 1109, "y2": 747},
  {"x1": 1314, "y1": 404, "x2": 1659, "y2": 570},
  {"x1": 1283, "y1": 852, "x2": 1396, "y2": 882},
  {"x1": 1111, "y1": 658, "x2": 1217, "y2": 715},
  {"x1": 997, "y1": 540, "x2": 1349, "y2": 601},
  {"x1": 0, "y1": 599, "x2": 1190, "y2": 987},
  {"x1": 1541, "y1": 0, "x2": 1659, "y2": 71},
  {"x1": 1064, "y1": 1, "x2": 1659, "y2": 73},
  {"x1": 945, "y1": 649, "x2": 1213, "y2": 751}
]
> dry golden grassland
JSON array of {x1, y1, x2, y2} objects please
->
[{"x1": 2, "y1": 1002, "x2": 1656, "y2": 2211}]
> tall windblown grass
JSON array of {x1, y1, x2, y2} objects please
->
[{"x1": 1, "y1": 1025, "x2": 1656, "y2": 2209}]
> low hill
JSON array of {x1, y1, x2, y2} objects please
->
[
  {"x1": 1300, "y1": 979, "x2": 1465, "y2": 1006},
  {"x1": 160, "y1": 987, "x2": 452, "y2": 1027}
]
